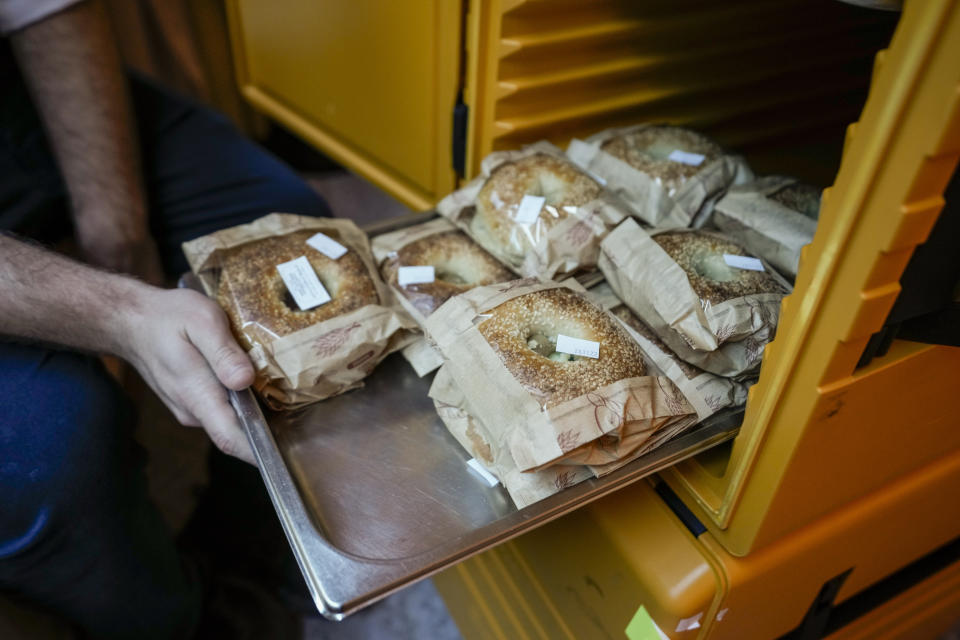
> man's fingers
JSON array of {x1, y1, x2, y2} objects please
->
[
  {"x1": 159, "y1": 395, "x2": 201, "y2": 428},
  {"x1": 188, "y1": 305, "x2": 255, "y2": 390},
  {"x1": 165, "y1": 351, "x2": 255, "y2": 465},
  {"x1": 190, "y1": 384, "x2": 256, "y2": 465},
  {"x1": 138, "y1": 369, "x2": 201, "y2": 427}
]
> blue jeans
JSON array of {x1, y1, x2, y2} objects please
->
[{"x1": 0, "y1": 59, "x2": 329, "y2": 637}]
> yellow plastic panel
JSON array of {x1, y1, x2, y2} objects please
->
[
  {"x1": 438, "y1": 440, "x2": 960, "y2": 639},
  {"x1": 226, "y1": 0, "x2": 460, "y2": 210},
  {"x1": 464, "y1": 0, "x2": 898, "y2": 185},
  {"x1": 434, "y1": 481, "x2": 718, "y2": 640},
  {"x1": 666, "y1": 0, "x2": 960, "y2": 555},
  {"x1": 698, "y1": 444, "x2": 960, "y2": 639}
]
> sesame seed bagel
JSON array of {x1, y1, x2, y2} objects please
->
[
  {"x1": 381, "y1": 230, "x2": 514, "y2": 318},
  {"x1": 472, "y1": 154, "x2": 602, "y2": 267},
  {"x1": 653, "y1": 231, "x2": 785, "y2": 306},
  {"x1": 769, "y1": 182, "x2": 821, "y2": 219},
  {"x1": 478, "y1": 287, "x2": 646, "y2": 408},
  {"x1": 601, "y1": 126, "x2": 723, "y2": 195},
  {"x1": 217, "y1": 229, "x2": 379, "y2": 347}
]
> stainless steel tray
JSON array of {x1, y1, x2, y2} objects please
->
[{"x1": 181, "y1": 212, "x2": 742, "y2": 620}]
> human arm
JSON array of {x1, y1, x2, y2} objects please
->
[
  {"x1": 9, "y1": 0, "x2": 163, "y2": 282},
  {"x1": 0, "y1": 234, "x2": 256, "y2": 464}
]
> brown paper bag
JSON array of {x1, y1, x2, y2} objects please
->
[
  {"x1": 599, "y1": 218, "x2": 789, "y2": 378},
  {"x1": 611, "y1": 305, "x2": 749, "y2": 420},
  {"x1": 182, "y1": 213, "x2": 416, "y2": 409},
  {"x1": 429, "y1": 365, "x2": 595, "y2": 509},
  {"x1": 424, "y1": 277, "x2": 696, "y2": 472},
  {"x1": 372, "y1": 216, "x2": 514, "y2": 376},
  {"x1": 585, "y1": 282, "x2": 749, "y2": 421},
  {"x1": 567, "y1": 124, "x2": 752, "y2": 229},
  {"x1": 436, "y1": 141, "x2": 628, "y2": 279},
  {"x1": 712, "y1": 176, "x2": 819, "y2": 278},
  {"x1": 371, "y1": 217, "x2": 460, "y2": 327}
]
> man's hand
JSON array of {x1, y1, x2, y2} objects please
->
[{"x1": 119, "y1": 288, "x2": 257, "y2": 464}]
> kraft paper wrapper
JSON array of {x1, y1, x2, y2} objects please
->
[
  {"x1": 371, "y1": 217, "x2": 456, "y2": 376},
  {"x1": 373, "y1": 216, "x2": 514, "y2": 377},
  {"x1": 400, "y1": 337, "x2": 445, "y2": 377},
  {"x1": 611, "y1": 305, "x2": 749, "y2": 421},
  {"x1": 587, "y1": 409, "x2": 700, "y2": 478},
  {"x1": 424, "y1": 277, "x2": 695, "y2": 472},
  {"x1": 600, "y1": 220, "x2": 790, "y2": 377},
  {"x1": 599, "y1": 218, "x2": 789, "y2": 378},
  {"x1": 712, "y1": 176, "x2": 818, "y2": 278},
  {"x1": 429, "y1": 365, "x2": 594, "y2": 509},
  {"x1": 436, "y1": 141, "x2": 627, "y2": 279},
  {"x1": 182, "y1": 213, "x2": 417, "y2": 409},
  {"x1": 585, "y1": 282, "x2": 749, "y2": 421},
  {"x1": 371, "y1": 216, "x2": 461, "y2": 330},
  {"x1": 567, "y1": 125, "x2": 753, "y2": 229}
]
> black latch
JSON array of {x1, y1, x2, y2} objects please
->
[
  {"x1": 452, "y1": 90, "x2": 468, "y2": 178},
  {"x1": 779, "y1": 569, "x2": 852, "y2": 640},
  {"x1": 798, "y1": 569, "x2": 853, "y2": 639}
]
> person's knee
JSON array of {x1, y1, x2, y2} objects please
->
[
  {"x1": 263, "y1": 169, "x2": 331, "y2": 218},
  {"x1": 0, "y1": 347, "x2": 133, "y2": 551}
]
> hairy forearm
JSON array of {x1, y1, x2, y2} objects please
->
[
  {"x1": 11, "y1": 0, "x2": 147, "y2": 236},
  {"x1": 0, "y1": 234, "x2": 147, "y2": 354},
  {"x1": 2, "y1": 233, "x2": 258, "y2": 463}
]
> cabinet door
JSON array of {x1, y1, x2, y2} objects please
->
[{"x1": 227, "y1": 1, "x2": 461, "y2": 210}]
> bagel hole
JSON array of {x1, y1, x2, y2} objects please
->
[
  {"x1": 277, "y1": 273, "x2": 335, "y2": 312},
  {"x1": 643, "y1": 139, "x2": 681, "y2": 161},
  {"x1": 434, "y1": 253, "x2": 491, "y2": 287},
  {"x1": 281, "y1": 289, "x2": 300, "y2": 311},
  {"x1": 434, "y1": 266, "x2": 468, "y2": 286},
  {"x1": 537, "y1": 173, "x2": 569, "y2": 206},
  {"x1": 525, "y1": 329, "x2": 581, "y2": 363},
  {"x1": 691, "y1": 251, "x2": 738, "y2": 283}
]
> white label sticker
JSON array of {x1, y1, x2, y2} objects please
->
[
  {"x1": 306, "y1": 232, "x2": 348, "y2": 260},
  {"x1": 587, "y1": 170, "x2": 607, "y2": 186},
  {"x1": 556, "y1": 334, "x2": 600, "y2": 359},
  {"x1": 675, "y1": 612, "x2": 703, "y2": 632},
  {"x1": 397, "y1": 265, "x2": 435, "y2": 287},
  {"x1": 723, "y1": 254, "x2": 765, "y2": 271},
  {"x1": 467, "y1": 459, "x2": 500, "y2": 487},
  {"x1": 514, "y1": 194, "x2": 546, "y2": 224},
  {"x1": 668, "y1": 149, "x2": 706, "y2": 166},
  {"x1": 276, "y1": 256, "x2": 331, "y2": 310}
]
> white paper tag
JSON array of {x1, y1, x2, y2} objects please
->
[
  {"x1": 514, "y1": 194, "x2": 546, "y2": 224},
  {"x1": 397, "y1": 265, "x2": 435, "y2": 287},
  {"x1": 723, "y1": 254, "x2": 765, "y2": 271},
  {"x1": 306, "y1": 232, "x2": 348, "y2": 260},
  {"x1": 276, "y1": 256, "x2": 331, "y2": 310},
  {"x1": 668, "y1": 149, "x2": 706, "y2": 166},
  {"x1": 555, "y1": 334, "x2": 600, "y2": 359},
  {"x1": 467, "y1": 459, "x2": 500, "y2": 487}
]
